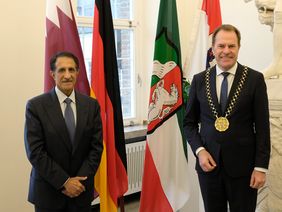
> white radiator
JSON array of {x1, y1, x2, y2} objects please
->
[
  {"x1": 92, "y1": 140, "x2": 146, "y2": 205},
  {"x1": 125, "y1": 140, "x2": 146, "y2": 195}
]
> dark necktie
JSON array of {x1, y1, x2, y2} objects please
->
[
  {"x1": 220, "y1": 72, "x2": 230, "y2": 114},
  {"x1": 64, "y1": 98, "x2": 75, "y2": 144}
]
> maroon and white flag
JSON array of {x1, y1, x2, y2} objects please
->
[{"x1": 45, "y1": 0, "x2": 89, "y2": 95}]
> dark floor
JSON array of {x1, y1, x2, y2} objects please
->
[{"x1": 91, "y1": 192, "x2": 140, "y2": 212}]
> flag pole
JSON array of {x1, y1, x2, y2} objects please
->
[{"x1": 118, "y1": 196, "x2": 125, "y2": 212}]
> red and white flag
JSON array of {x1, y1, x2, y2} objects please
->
[
  {"x1": 45, "y1": 0, "x2": 89, "y2": 94},
  {"x1": 184, "y1": 0, "x2": 222, "y2": 82}
]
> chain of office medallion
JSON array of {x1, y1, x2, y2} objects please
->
[{"x1": 205, "y1": 66, "x2": 248, "y2": 118}]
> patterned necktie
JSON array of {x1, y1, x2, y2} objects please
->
[
  {"x1": 220, "y1": 72, "x2": 230, "y2": 114},
  {"x1": 64, "y1": 98, "x2": 75, "y2": 144}
]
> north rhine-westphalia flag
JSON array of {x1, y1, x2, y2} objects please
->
[
  {"x1": 45, "y1": 0, "x2": 89, "y2": 95},
  {"x1": 91, "y1": 0, "x2": 128, "y2": 211},
  {"x1": 139, "y1": 0, "x2": 190, "y2": 211},
  {"x1": 184, "y1": 0, "x2": 222, "y2": 82}
]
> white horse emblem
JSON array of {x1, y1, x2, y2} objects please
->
[{"x1": 148, "y1": 61, "x2": 179, "y2": 123}]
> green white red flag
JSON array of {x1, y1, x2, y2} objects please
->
[{"x1": 139, "y1": 0, "x2": 190, "y2": 211}]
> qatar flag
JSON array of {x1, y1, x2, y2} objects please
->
[{"x1": 45, "y1": 0, "x2": 89, "y2": 95}]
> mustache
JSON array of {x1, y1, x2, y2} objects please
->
[{"x1": 62, "y1": 79, "x2": 73, "y2": 83}]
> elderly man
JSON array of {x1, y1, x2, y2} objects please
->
[{"x1": 24, "y1": 51, "x2": 103, "y2": 212}]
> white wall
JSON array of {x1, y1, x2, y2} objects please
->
[
  {"x1": 0, "y1": 0, "x2": 45, "y2": 211},
  {"x1": 0, "y1": 0, "x2": 45, "y2": 212},
  {"x1": 0, "y1": 0, "x2": 272, "y2": 211},
  {"x1": 221, "y1": 0, "x2": 273, "y2": 71}
]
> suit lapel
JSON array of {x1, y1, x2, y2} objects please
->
[
  {"x1": 226, "y1": 64, "x2": 243, "y2": 116},
  {"x1": 72, "y1": 92, "x2": 88, "y2": 153},
  {"x1": 44, "y1": 89, "x2": 72, "y2": 152}
]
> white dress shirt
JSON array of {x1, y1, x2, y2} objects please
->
[
  {"x1": 55, "y1": 87, "x2": 77, "y2": 125},
  {"x1": 216, "y1": 63, "x2": 237, "y2": 103}
]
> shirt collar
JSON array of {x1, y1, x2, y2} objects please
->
[
  {"x1": 55, "y1": 87, "x2": 76, "y2": 104},
  {"x1": 216, "y1": 62, "x2": 238, "y2": 76}
]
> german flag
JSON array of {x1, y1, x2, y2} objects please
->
[{"x1": 90, "y1": 0, "x2": 128, "y2": 211}]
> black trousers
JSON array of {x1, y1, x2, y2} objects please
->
[
  {"x1": 35, "y1": 202, "x2": 91, "y2": 212},
  {"x1": 198, "y1": 169, "x2": 257, "y2": 212}
]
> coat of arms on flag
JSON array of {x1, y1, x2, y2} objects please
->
[
  {"x1": 140, "y1": 0, "x2": 190, "y2": 211},
  {"x1": 148, "y1": 59, "x2": 182, "y2": 133}
]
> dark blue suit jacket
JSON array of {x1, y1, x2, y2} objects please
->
[
  {"x1": 24, "y1": 89, "x2": 103, "y2": 209},
  {"x1": 183, "y1": 63, "x2": 270, "y2": 177}
]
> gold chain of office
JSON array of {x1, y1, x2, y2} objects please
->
[{"x1": 205, "y1": 66, "x2": 249, "y2": 132}]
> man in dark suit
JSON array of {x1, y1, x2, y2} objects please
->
[
  {"x1": 183, "y1": 24, "x2": 270, "y2": 212},
  {"x1": 24, "y1": 51, "x2": 103, "y2": 212}
]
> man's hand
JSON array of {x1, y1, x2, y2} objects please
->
[
  {"x1": 62, "y1": 176, "x2": 87, "y2": 198},
  {"x1": 198, "y1": 149, "x2": 217, "y2": 172},
  {"x1": 250, "y1": 170, "x2": 266, "y2": 189}
]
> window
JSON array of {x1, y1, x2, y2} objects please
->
[{"x1": 74, "y1": 0, "x2": 142, "y2": 124}]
